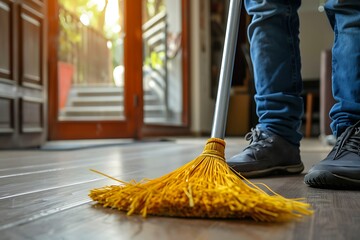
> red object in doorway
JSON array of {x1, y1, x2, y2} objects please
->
[{"x1": 58, "y1": 61, "x2": 74, "y2": 110}]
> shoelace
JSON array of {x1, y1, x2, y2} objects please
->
[
  {"x1": 333, "y1": 121, "x2": 360, "y2": 160},
  {"x1": 245, "y1": 128, "x2": 274, "y2": 151},
  {"x1": 245, "y1": 128, "x2": 262, "y2": 143}
]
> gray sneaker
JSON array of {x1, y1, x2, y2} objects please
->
[
  {"x1": 228, "y1": 128, "x2": 304, "y2": 178},
  {"x1": 304, "y1": 120, "x2": 360, "y2": 189}
]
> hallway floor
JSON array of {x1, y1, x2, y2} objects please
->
[{"x1": 0, "y1": 138, "x2": 359, "y2": 240}]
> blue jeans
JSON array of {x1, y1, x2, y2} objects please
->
[{"x1": 244, "y1": 0, "x2": 360, "y2": 145}]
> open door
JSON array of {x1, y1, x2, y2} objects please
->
[
  {"x1": 48, "y1": 0, "x2": 143, "y2": 139},
  {"x1": 48, "y1": 0, "x2": 190, "y2": 140}
]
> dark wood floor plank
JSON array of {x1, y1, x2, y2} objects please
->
[
  {"x1": 0, "y1": 142, "x2": 189, "y2": 170},
  {"x1": 0, "y1": 180, "x2": 109, "y2": 231},
  {"x1": 1, "y1": 203, "x2": 302, "y2": 240},
  {"x1": 0, "y1": 144, "x2": 202, "y2": 200},
  {"x1": 0, "y1": 141, "x2": 209, "y2": 232}
]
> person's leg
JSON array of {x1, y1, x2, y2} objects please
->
[
  {"x1": 228, "y1": 0, "x2": 304, "y2": 177},
  {"x1": 328, "y1": 1, "x2": 360, "y2": 135},
  {"x1": 246, "y1": 0, "x2": 303, "y2": 145},
  {"x1": 305, "y1": 0, "x2": 360, "y2": 189}
]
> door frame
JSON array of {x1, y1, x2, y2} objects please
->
[
  {"x1": 47, "y1": 0, "x2": 143, "y2": 140},
  {"x1": 47, "y1": 0, "x2": 191, "y2": 140}
]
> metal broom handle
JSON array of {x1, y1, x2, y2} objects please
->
[{"x1": 211, "y1": 0, "x2": 242, "y2": 139}]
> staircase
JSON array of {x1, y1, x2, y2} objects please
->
[{"x1": 59, "y1": 86, "x2": 168, "y2": 122}]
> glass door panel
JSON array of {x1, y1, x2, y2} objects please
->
[
  {"x1": 142, "y1": 0, "x2": 183, "y2": 125},
  {"x1": 57, "y1": 0, "x2": 125, "y2": 121}
]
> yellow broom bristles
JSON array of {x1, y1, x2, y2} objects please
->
[{"x1": 89, "y1": 138, "x2": 313, "y2": 221}]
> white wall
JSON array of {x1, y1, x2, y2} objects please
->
[{"x1": 299, "y1": 2, "x2": 334, "y2": 80}]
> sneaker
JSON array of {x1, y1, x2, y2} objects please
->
[
  {"x1": 227, "y1": 128, "x2": 304, "y2": 178},
  {"x1": 304, "y1": 120, "x2": 360, "y2": 189}
]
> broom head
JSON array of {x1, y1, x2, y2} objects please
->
[{"x1": 89, "y1": 138, "x2": 312, "y2": 221}]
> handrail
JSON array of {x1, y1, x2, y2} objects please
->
[
  {"x1": 58, "y1": 5, "x2": 112, "y2": 86},
  {"x1": 142, "y1": 11, "x2": 167, "y2": 31},
  {"x1": 142, "y1": 11, "x2": 169, "y2": 116}
]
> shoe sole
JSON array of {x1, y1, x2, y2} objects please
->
[
  {"x1": 304, "y1": 170, "x2": 360, "y2": 189},
  {"x1": 235, "y1": 163, "x2": 304, "y2": 178}
]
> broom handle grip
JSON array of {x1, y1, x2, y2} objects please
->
[{"x1": 211, "y1": 0, "x2": 242, "y2": 139}]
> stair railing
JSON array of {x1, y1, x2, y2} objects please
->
[{"x1": 142, "y1": 11, "x2": 169, "y2": 119}]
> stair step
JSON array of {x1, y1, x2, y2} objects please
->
[
  {"x1": 75, "y1": 93, "x2": 122, "y2": 97},
  {"x1": 144, "y1": 105, "x2": 167, "y2": 118},
  {"x1": 144, "y1": 94, "x2": 163, "y2": 105},
  {"x1": 71, "y1": 86, "x2": 156, "y2": 97},
  {"x1": 71, "y1": 86, "x2": 124, "y2": 97},
  {"x1": 144, "y1": 117, "x2": 169, "y2": 124},
  {"x1": 70, "y1": 96, "x2": 124, "y2": 107},
  {"x1": 61, "y1": 106, "x2": 124, "y2": 117},
  {"x1": 69, "y1": 95, "x2": 162, "y2": 107},
  {"x1": 144, "y1": 105, "x2": 166, "y2": 111},
  {"x1": 58, "y1": 115, "x2": 126, "y2": 121},
  {"x1": 61, "y1": 86, "x2": 168, "y2": 120}
]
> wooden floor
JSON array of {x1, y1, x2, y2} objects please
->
[{"x1": 0, "y1": 138, "x2": 359, "y2": 240}]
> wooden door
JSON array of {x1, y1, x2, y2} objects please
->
[
  {"x1": 47, "y1": 0, "x2": 143, "y2": 140},
  {"x1": 0, "y1": 0, "x2": 47, "y2": 148}
]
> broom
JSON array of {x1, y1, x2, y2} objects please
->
[{"x1": 89, "y1": 0, "x2": 313, "y2": 221}]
